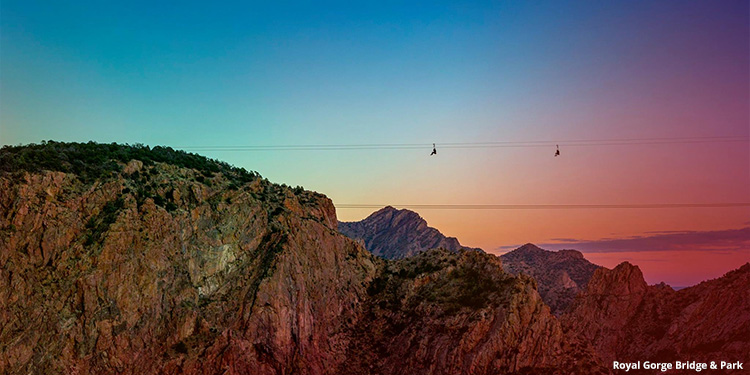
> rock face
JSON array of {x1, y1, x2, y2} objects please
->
[
  {"x1": 338, "y1": 206, "x2": 480, "y2": 259},
  {"x1": 500, "y1": 244, "x2": 600, "y2": 315},
  {"x1": 563, "y1": 262, "x2": 750, "y2": 373},
  {"x1": 339, "y1": 210, "x2": 599, "y2": 316},
  {"x1": 341, "y1": 249, "x2": 607, "y2": 375},
  {"x1": 0, "y1": 148, "x2": 377, "y2": 374},
  {"x1": 0, "y1": 143, "x2": 603, "y2": 375}
]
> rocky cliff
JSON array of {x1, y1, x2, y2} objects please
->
[
  {"x1": 341, "y1": 249, "x2": 607, "y2": 375},
  {"x1": 563, "y1": 262, "x2": 750, "y2": 373},
  {"x1": 0, "y1": 143, "x2": 378, "y2": 374},
  {"x1": 339, "y1": 210, "x2": 599, "y2": 316},
  {"x1": 0, "y1": 142, "x2": 603, "y2": 375},
  {"x1": 500, "y1": 244, "x2": 600, "y2": 315},
  {"x1": 330, "y1": 204, "x2": 748, "y2": 373},
  {"x1": 338, "y1": 206, "x2": 480, "y2": 259}
]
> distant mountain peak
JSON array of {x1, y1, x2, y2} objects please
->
[
  {"x1": 500, "y1": 243, "x2": 601, "y2": 315},
  {"x1": 509, "y1": 244, "x2": 584, "y2": 259},
  {"x1": 372, "y1": 205, "x2": 423, "y2": 222},
  {"x1": 515, "y1": 243, "x2": 544, "y2": 253},
  {"x1": 338, "y1": 207, "x2": 481, "y2": 259}
]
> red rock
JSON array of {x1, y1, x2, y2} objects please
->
[
  {"x1": 500, "y1": 243, "x2": 601, "y2": 316},
  {"x1": 563, "y1": 262, "x2": 750, "y2": 374}
]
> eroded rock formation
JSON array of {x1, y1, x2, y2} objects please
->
[
  {"x1": 342, "y1": 249, "x2": 607, "y2": 375},
  {"x1": 338, "y1": 206, "x2": 480, "y2": 259},
  {"x1": 563, "y1": 262, "x2": 750, "y2": 374},
  {"x1": 500, "y1": 243, "x2": 600, "y2": 316},
  {"x1": 0, "y1": 143, "x2": 603, "y2": 375},
  {"x1": 0, "y1": 160, "x2": 376, "y2": 374}
]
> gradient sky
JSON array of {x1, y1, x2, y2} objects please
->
[{"x1": 2, "y1": 1, "x2": 748, "y2": 286}]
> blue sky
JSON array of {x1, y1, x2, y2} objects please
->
[{"x1": 5, "y1": 1, "x2": 746, "y2": 149}]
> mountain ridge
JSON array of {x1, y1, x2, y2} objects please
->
[
  {"x1": 562, "y1": 261, "x2": 750, "y2": 374},
  {"x1": 1, "y1": 150, "x2": 373, "y2": 373},
  {"x1": 500, "y1": 243, "x2": 601, "y2": 315},
  {"x1": 0, "y1": 142, "x2": 606, "y2": 375},
  {"x1": 336, "y1": 205, "x2": 750, "y2": 372},
  {"x1": 338, "y1": 205, "x2": 481, "y2": 259}
]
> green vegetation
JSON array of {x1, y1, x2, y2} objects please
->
[
  {"x1": 2, "y1": 141, "x2": 329, "y2": 221},
  {"x1": 0, "y1": 141, "x2": 259, "y2": 185},
  {"x1": 84, "y1": 198, "x2": 125, "y2": 247},
  {"x1": 419, "y1": 265, "x2": 506, "y2": 312},
  {"x1": 368, "y1": 249, "x2": 510, "y2": 315}
]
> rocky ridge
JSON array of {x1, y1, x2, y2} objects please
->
[
  {"x1": 0, "y1": 153, "x2": 376, "y2": 374},
  {"x1": 341, "y1": 249, "x2": 607, "y2": 375},
  {"x1": 337, "y1": 205, "x2": 750, "y2": 373},
  {"x1": 562, "y1": 262, "x2": 750, "y2": 374},
  {"x1": 338, "y1": 206, "x2": 480, "y2": 259},
  {"x1": 500, "y1": 243, "x2": 600, "y2": 315},
  {"x1": 0, "y1": 142, "x2": 604, "y2": 375}
]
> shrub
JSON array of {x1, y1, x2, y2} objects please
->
[{"x1": 0, "y1": 141, "x2": 260, "y2": 186}]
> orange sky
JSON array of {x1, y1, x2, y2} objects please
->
[
  {"x1": 582, "y1": 250, "x2": 749, "y2": 287},
  {"x1": 331, "y1": 141, "x2": 750, "y2": 287},
  {"x1": 332, "y1": 141, "x2": 748, "y2": 240}
]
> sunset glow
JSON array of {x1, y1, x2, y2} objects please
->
[{"x1": 2, "y1": 1, "x2": 748, "y2": 286}]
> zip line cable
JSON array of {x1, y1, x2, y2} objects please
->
[
  {"x1": 177, "y1": 136, "x2": 750, "y2": 211},
  {"x1": 334, "y1": 203, "x2": 750, "y2": 210},
  {"x1": 180, "y1": 136, "x2": 749, "y2": 151}
]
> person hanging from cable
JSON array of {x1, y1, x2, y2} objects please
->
[
  {"x1": 430, "y1": 143, "x2": 437, "y2": 156},
  {"x1": 554, "y1": 144, "x2": 560, "y2": 157}
]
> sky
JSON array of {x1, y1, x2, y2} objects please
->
[{"x1": 1, "y1": 0, "x2": 748, "y2": 286}]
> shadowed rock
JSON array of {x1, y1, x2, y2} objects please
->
[
  {"x1": 563, "y1": 262, "x2": 750, "y2": 373},
  {"x1": 500, "y1": 243, "x2": 600, "y2": 316},
  {"x1": 0, "y1": 142, "x2": 605, "y2": 375}
]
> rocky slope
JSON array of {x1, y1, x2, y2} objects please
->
[
  {"x1": 500, "y1": 244, "x2": 600, "y2": 315},
  {"x1": 340, "y1": 210, "x2": 598, "y2": 315},
  {"x1": 563, "y1": 262, "x2": 750, "y2": 374},
  {"x1": 338, "y1": 206, "x2": 480, "y2": 259},
  {"x1": 341, "y1": 249, "x2": 607, "y2": 375},
  {"x1": 0, "y1": 142, "x2": 604, "y2": 375},
  {"x1": 334, "y1": 204, "x2": 748, "y2": 372},
  {"x1": 0, "y1": 143, "x2": 378, "y2": 374}
]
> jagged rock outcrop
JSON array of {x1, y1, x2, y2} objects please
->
[
  {"x1": 338, "y1": 206, "x2": 480, "y2": 259},
  {"x1": 0, "y1": 149, "x2": 377, "y2": 374},
  {"x1": 0, "y1": 142, "x2": 605, "y2": 375},
  {"x1": 0, "y1": 164, "x2": 375, "y2": 374},
  {"x1": 341, "y1": 249, "x2": 607, "y2": 375},
  {"x1": 563, "y1": 262, "x2": 750, "y2": 373},
  {"x1": 500, "y1": 244, "x2": 600, "y2": 315},
  {"x1": 340, "y1": 210, "x2": 599, "y2": 316}
]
